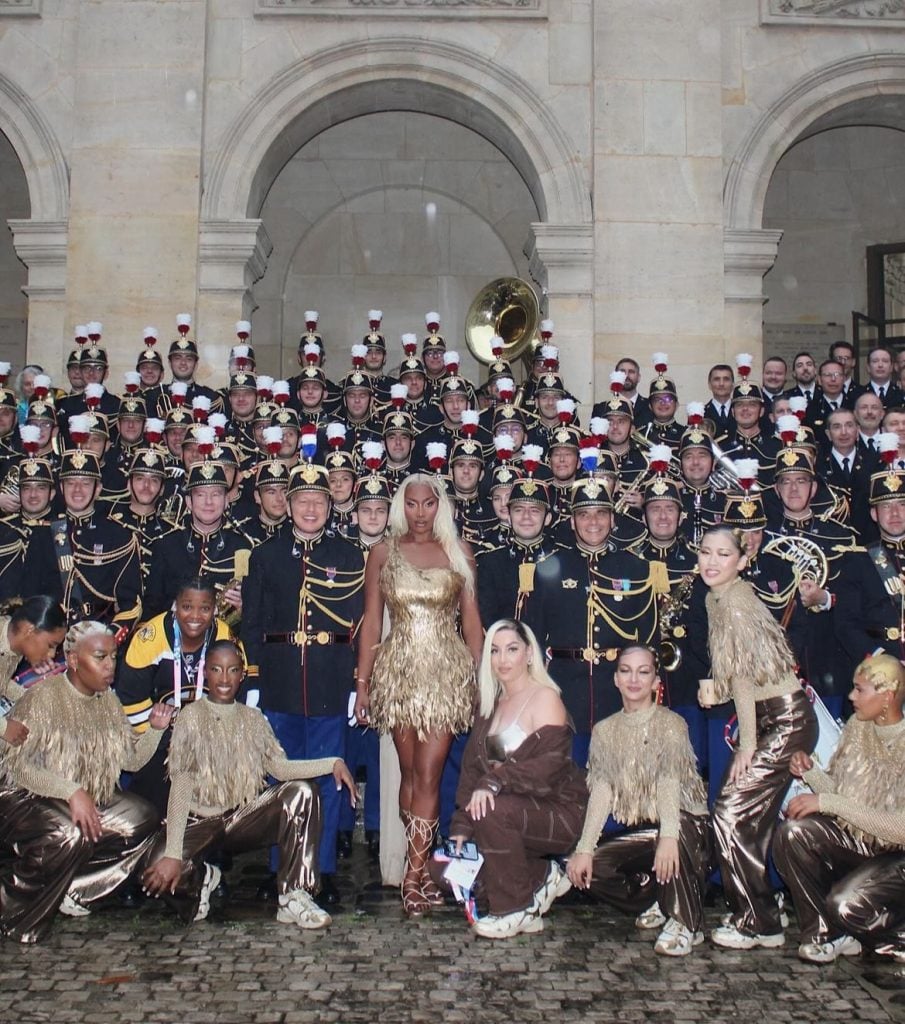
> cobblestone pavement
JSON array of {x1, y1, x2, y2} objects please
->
[{"x1": 2, "y1": 845, "x2": 905, "y2": 1024}]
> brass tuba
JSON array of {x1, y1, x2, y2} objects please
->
[{"x1": 464, "y1": 277, "x2": 540, "y2": 367}]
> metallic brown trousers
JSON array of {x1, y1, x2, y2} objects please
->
[
  {"x1": 775, "y1": 814, "x2": 905, "y2": 951},
  {"x1": 712, "y1": 691, "x2": 818, "y2": 937},
  {"x1": 589, "y1": 811, "x2": 711, "y2": 933},
  {"x1": 0, "y1": 787, "x2": 159, "y2": 944},
  {"x1": 144, "y1": 780, "x2": 322, "y2": 919}
]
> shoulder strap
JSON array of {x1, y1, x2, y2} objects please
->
[
  {"x1": 867, "y1": 543, "x2": 905, "y2": 606},
  {"x1": 49, "y1": 519, "x2": 86, "y2": 612}
]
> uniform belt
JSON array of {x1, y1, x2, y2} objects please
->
[
  {"x1": 548, "y1": 646, "x2": 620, "y2": 664},
  {"x1": 263, "y1": 631, "x2": 352, "y2": 647}
]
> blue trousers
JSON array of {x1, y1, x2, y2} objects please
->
[
  {"x1": 571, "y1": 732, "x2": 591, "y2": 771},
  {"x1": 672, "y1": 705, "x2": 708, "y2": 777},
  {"x1": 439, "y1": 733, "x2": 470, "y2": 838},
  {"x1": 264, "y1": 711, "x2": 345, "y2": 875},
  {"x1": 338, "y1": 724, "x2": 380, "y2": 833}
]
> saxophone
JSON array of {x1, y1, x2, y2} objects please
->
[{"x1": 658, "y1": 571, "x2": 696, "y2": 672}]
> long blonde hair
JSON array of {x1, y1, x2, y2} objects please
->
[
  {"x1": 387, "y1": 472, "x2": 474, "y2": 594},
  {"x1": 478, "y1": 619, "x2": 560, "y2": 719}
]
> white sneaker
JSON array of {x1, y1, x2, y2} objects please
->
[
  {"x1": 276, "y1": 889, "x2": 332, "y2": 930},
  {"x1": 654, "y1": 917, "x2": 704, "y2": 957},
  {"x1": 193, "y1": 864, "x2": 222, "y2": 923},
  {"x1": 59, "y1": 892, "x2": 91, "y2": 918},
  {"x1": 797, "y1": 936, "x2": 862, "y2": 964},
  {"x1": 720, "y1": 892, "x2": 789, "y2": 930},
  {"x1": 635, "y1": 901, "x2": 667, "y2": 930},
  {"x1": 531, "y1": 861, "x2": 572, "y2": 917},
  {"x1": 711, "y1": 922, "x2": 785, "y2": 949},
  {"x1": 472, "y1": 908, "x2": 544, "y2": 940}
]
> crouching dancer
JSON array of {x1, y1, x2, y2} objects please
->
[
  {"x1": 565, "y1": 645, "x2": 711, "y2": 957},
  {"x1": 775, "y1": 653, "x2": 905, "y2": 964},
  {"x1": 0, "y1": 620, "x2": 172, "y2": 943},
  {"x1": 141, "y1": 640, "x2": 356, "y2": 929}
]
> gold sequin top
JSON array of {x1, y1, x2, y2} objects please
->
[
  {"x1": 804, "y1": 716, "x2": 905, "y2": 851},
  {"x1": 575, "y1": 703, "x2": 707, "y2": 854},
  {"x1": 163, "y1": 698, "x2": 337, "y2": 859},
  {"x1": 0, "y1": 616, "x2": 23, "y2": 743}
]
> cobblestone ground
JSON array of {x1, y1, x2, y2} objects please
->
[{"x1": 2, "y1": 845, "x2": 905, "y2": 1024}]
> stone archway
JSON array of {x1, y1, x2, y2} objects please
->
[
  {"x1": 723, "y1": 52, "x2": 905, "y2": 352},
  {"x1": 0, "y1": 71, "x2": 69, "y2": 374},
  {"x1": 198, "y1": 38, "x2": 593, "y2": 401}
]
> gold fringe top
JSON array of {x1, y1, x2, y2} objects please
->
[
  {"x1": 0, "y1": 616, "x2": 23, "y2": 743},
  {"x1": 576, "y1": 703, "x2": 707, "y2": 854},
  {"x1": 804, "y1": 717, "x2": 905, "y2": 851},
  {"x1": 163, "y1": 698, "x2": 338, "y2": 859},
  {"x1": 705, "y1": 578, "x2": 797, "y2": 702},
  {"x1": 2, "y1": 672, "x2": 163, "y2": 805}
]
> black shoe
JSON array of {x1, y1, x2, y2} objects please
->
[
  {"x1": 213, "y1": 876, "x2": 230, "y2": 901},
  {"x1": 337, "y1": 831, "x2": 353, "y2": 860},
  {"x1": 366, "y1": 830, "x2": 380, "y2": 860},
  {"x1": 319, "y1": 874, "x2": 341, "y2": 907},
  {"x1": 255, "y1": 874, "x2": 278, "y2": 903}
]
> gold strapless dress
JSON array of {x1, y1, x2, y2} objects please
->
[{"x1": 369, "y1": 542, "x2": 475, "y2": 739}]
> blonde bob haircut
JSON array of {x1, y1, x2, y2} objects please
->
[
  {"x1": 478, "y1": 619, "x2": 560, "y2": 719},
  {"x1": 64, "y1": 619, "x2": 113, "y2": 658},
  {"x1": 854, "y1": 653, "x2": 905, "y2": 698},
  {"x1": 387, "y1": 472, "x2": 474, "y2": 595}
]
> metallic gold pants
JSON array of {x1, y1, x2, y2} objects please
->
[
  {"x1": 712, "y1": 691, "x2": 818, "y2": 936},
  {"x1": 773, "y1": 814, "x2": 875, "y2": 943},
  {"x1": 826, "y1": 847, "x2": 905, "y2": 954},
  {"x1": 0, "y1": 787, "x2": 159, "y2": 944},
  {"x1": 589, "y1": 812, "x2": 711, "y2": 933},
  {"x1": 144, "y1": 781, "x2": 322, "y2": 919}
]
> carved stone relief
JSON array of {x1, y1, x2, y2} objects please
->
[
  {"x1": 255, "y1": 0, "x2": 545, "y2": 16},
  {"x1": 762, "y1": 0, "x2": 905, "y2": 26},
  {"x1": 0, "y1": 0, "x2": 41, "y2": 16}
]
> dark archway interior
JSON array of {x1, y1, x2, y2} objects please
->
[{"x1": 0, "y1": 127, "x2": 30, "y2": 372}]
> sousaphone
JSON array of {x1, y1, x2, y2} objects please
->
[{"x1": 464, "y1": 277, "x2": 541, "y2": 367}]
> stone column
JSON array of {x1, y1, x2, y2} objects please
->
[
  {"x1": 724, "y1": 228, "x2": 783, "y2": 372},
  {"x1": 9, "y1": 219, "x2": 68, "y2": 374},
  {"x1": 197, "y1": 219, "x2": 273, "y2": 383},
  {"x1": 526, "y1": 223, "x2": 595, "y2": 412},
  {"x1": 592, "y1": 0, "x2": 725, "y2": 403},
  {"x1": 63, "y1": 0, "x2": 206, "y2": 383}
]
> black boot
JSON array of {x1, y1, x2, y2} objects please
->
[
  {"x1": 319, "y1": 873, "x2": 341, "y2": 907},
  {"x1": 255, "y1": 873, "x2": 278, "y2": 902},
  {"x1": 337, "y1": 831, "x2": 353, "y2": 860},
  {"x1": 366, "y1": 830, "x2": 380, "y2": 860}
]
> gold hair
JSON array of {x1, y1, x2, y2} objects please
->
[{"x1": 854, "y1": 653, "x2": 905, "y2": 696}]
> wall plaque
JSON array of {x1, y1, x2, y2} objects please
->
[
  {"x1": 256, "y1": 0, "x2": 545, "y2": 17},
  {"x1": 762, "y1": 0, "x2": 905, "y2": 27}
]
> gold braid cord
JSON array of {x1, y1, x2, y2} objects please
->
[
  {"x1": 296, "y1": 564, "x2": 364, "y2": 633},
  {"x1": 586, "y1": 568, "x2": 656, "y2": 644}
]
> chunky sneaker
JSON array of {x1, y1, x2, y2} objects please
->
[
  {"x1": 797, "y1": 936, "x2": 862, "y2": 964},
  {"x1": 276, "y1": 889, "x2": 332, "y2": 930},
  {"x1": 654, "y1": 917, "x2": 704, "y2": 957},
  {"x1": 193, "y1": 864, "x2": 222, "y2": 923},
  {"x1": 532, "y1": 861, "x2": 572, "y2": 917},
  {"x1": 635, "y1": 901, "x2": 667, "y2": 930},
  {"x1": 472, "y1": 908, "x2": 544, "y2": 940},
  {"x1": 711, "y1": 922, "x2": 785, "y2": 949},
  {"x1": 59, "y1": 892, "x2": 91, "y2": 917},
  {"x1": 720, "y1": 892, "x2": 789, "y2": 930}
]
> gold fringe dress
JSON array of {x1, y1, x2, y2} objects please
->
[{"x1": 368, "y1": 539, "x2": 475, "y2": 739}]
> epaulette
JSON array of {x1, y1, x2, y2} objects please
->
[{"x1": 840, "y1": 544, "x2": 867, "y2": 554}]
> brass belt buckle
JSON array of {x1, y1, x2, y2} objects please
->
[
  {"x1": 605, "y1": 648, "x2": 618, "y2": 662},
  {"x1": 291, "y1": 630, "x2": 306, "y2": 646},
  {"x1": 315, "y1": 631, "x2": 330, "y2": 645},
  {"x1": 887, "y1": 627, "x2": 901, "y2": 641},
  {"x1": 582, "y1": 647, "x2": 597, "y2": 664}
]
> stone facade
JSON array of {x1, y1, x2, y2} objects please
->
[{"x1": 0, "y1": 0, "x2": 903, "y2": 407}]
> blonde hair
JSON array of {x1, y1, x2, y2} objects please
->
[
  {"x1": 478, "y1": 619, "x2": 560, "y2": 719},
  {"x1": 387, "y1": 472, "x2": 474, "y2": 594},
  {"x1": 854, "y1": 653, "x2": 905, "y2": 697},
  {"x1": 64, "y1": 620, "x2": 112, "y2": 658}
]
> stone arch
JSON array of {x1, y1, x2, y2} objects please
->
[
  {"x1": 725, "y1": 51, "x2": 905, "y2": 232},
  {"x1": 202, "y1": 37, "x2": 590, "y2": 229},
  {"x1": 0, "y1": 71, "x2": 68, "y2": 223}
]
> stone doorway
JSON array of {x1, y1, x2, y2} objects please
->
[{"x1": 0, "y1": 128, "x2": 29, "y2": 374}]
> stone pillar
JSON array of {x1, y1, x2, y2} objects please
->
[
  {"x1": 197, "y1": 219, "x2": 273, "y2": 383},
  {"x1": 526, "y1": 223, "x2": 595, "y2": 412},
  {"x1": 63, "y1": 0, "x2": 206, "y2": 383},
  {"x1": 9, "y1": 219, "x2": 68, "y2": 374},
  {"x1": 593, "y1": 0, "x2": 724, "y2": 403},
  {"x1": 723, "y1": 228, "x2": 783, "y2": 372}
]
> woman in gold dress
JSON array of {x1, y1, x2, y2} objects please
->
[{"x1": 354, "y1": 473, "x2": 483, "y2": 916}]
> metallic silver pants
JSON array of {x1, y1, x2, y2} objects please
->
[
  {"x1": 773, "y1": 814, "x2": 874, "y2": 944},
  {"x1": 589, "y1": 812, "x2": 711, "y2": 933},
  {"x1": 144, "y1": 780, "x2": 322, "y2": 919},
  {"x1": 0, "y1": 787, "x2": 159, "y2": 944},
  {"x1": 712, "y1": 691, "x2": 818, "y2": 936}
]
